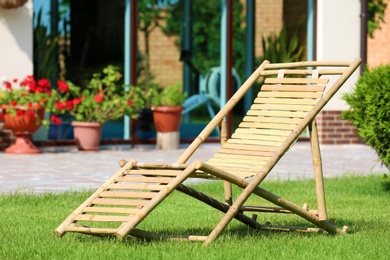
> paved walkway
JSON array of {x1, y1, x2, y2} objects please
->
[{"x1": 0, "y1": 142, "x2": 386, "y2": 194}]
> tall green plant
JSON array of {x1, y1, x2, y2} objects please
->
[
  {"x1": 342, "y1": 64, "x2": 390, "y2": 169},
  {"x1": 259, "y1": 23, "x2": 303, "y2": 63},
  {"x1": 34, "y1": 9, "x2": 58, "y2": 80}
]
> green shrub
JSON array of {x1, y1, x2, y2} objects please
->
[
  {"x1": 381, "y1": 174, "x2": 390, "y2": 192},
  {"x1": 342, "y1": 64, "x2": 390, "y2": 169}
]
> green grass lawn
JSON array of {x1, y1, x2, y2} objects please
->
[{"x1": 1, "y1": 175, "x2": 389, "y2": 260}]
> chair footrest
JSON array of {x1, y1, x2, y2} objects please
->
[
  {"x1": 65, "y1": 224, "x2": 118, "y2": 235},
  {"x1": 240, "y1": 205, "x2": 292, "y2": 213}
]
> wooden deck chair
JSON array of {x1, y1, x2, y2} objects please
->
[{"x1": 55, "y1": 58, "x2": 361, "y2": 244}]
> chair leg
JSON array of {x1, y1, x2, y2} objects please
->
[
  {"x1": 224, "y1": 181, "x2": 233, "y2": 205},
  {"x1": 309, "y1": 120, "x2": 327, "y2": 220},
  {"x1": 220, "y1": 119, "x2": 233, "y2": 205}
]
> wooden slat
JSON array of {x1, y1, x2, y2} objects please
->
[
  {"x1": 254, "y1": 97, "x2": 319, "y2": 105},
  {"x1": 238, "y1": 122, "x2": 297, "y2": 131},
  {"x1": 116, "y1": 176, "x2": 173, "y2": 183},
  {"x1": 242, "y1": 115, "x2": 301, "y2": 124},
  {"x1": 83, "y1": 207, "x2": 140, "y2": 214},
  {"x1": 207, "y1": 160, "x2": 265, "y2": 168},
  {"x1": 99, "y1": 191, "x2": 157, "y2": 199},
  {"x1": 74, "y1": 214, "x2": 131, "y2": 222},
  {"x1": 234, "y1": 128, "x2": 291, "y2": 137},
  {"x1": 246, "y1": 109, "x2": 308, "y2": 118},
  {"x1": 263, "y1": 60, "x2": 352, "y2": 69},
  {"x1": 134, "y1": 162, "x2": 188, "y2": 169},
  {"x1": 106, "y1": 183, "x2": 165, "y2": 191},
  {"x1": 258, "y1": 91, "x2": 323, "y2": 99},
  {"x1": 208, "y1": 157, "x2": 267, "y2": 166},
  {"x1": 231, "y1": 133, "x2": 287, "y2": 142},
  {"x1": 250, "y1": 103, "x2": 314, "y2": 112},
  {"x1": 227, "y1": 138, "x2": 282, "y2": 147},
  {"x1": 212, "y1": 153, "x2": 271, "y2": 161},
  {"x1": 261, "y1": 85, "x2": 326, "y2": 92},
  {"x1": 92, "y1": 198, "x2": 150, "y2": 206},
  {"x1": 264, "y1": 78, "x2": 328, "y2": 84},
  {"x1": 222, "y1": 143, "x2": 278, "y2": 152},
  {"x1": 65, "y1": 224, "x2": 118, "y2": 234},
  {"x1": 127, "y1": 169, "x2": 181, "y2": 177},
  {"x1": 259, "y1": 69, "x2": 345, "y2": 76},
  {"x1": 217, "y1": 148, "x2": 276, "y2": 157}
]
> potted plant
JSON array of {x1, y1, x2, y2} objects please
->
[
  {"x1": 53, "y1": 65, "x2": 144, "y2": 151},
  {"x1": 0, "y1": 76, "x2": 63, "y2": 153},
  {"x1": 151, "y1": 83, "x2": 186, "y2": 149}
]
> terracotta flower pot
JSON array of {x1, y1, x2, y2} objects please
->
[
  {"x1": 72, "y1": 121, "x2": 102, "y2": 151},
  {"x1": 152, "y1": 106, "x2": 183, "y2": 132},
  {"x1": 0, "y1": 0, "x2": 27, "y2": 9},
  {"x1": 2, "y1": 107, "x2": 44, "y2": 154}
]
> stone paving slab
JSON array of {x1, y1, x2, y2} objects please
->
[{"x1": 0, "y1": 143, "x2": 386, "y2": 194}]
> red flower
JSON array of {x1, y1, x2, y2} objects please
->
[
  {"x1": 40, "y1": 98, "x2": 46, "y2": 103},
  {"x1": 73, "y1": 98, "x2": 82, "y2": 105},
  {"x1": 12, "y1": 78, "x2": 18, "y2": 83},
  {"x1": 22, "y1": 92, "x2": 27, "y2": 97},
  {"x1": 127, "y1": 100, "x2": 134, "y2": 107},
  {"x1": 57, "y1": 80, "x2": 69, "y2": 93},
  {"x1": 65, "y1": 100, "x2": 74, "y2": 110},
  {"x1": 55, "y1": 101, "x2": 65, "y2": 111},
  {"x1": 10, "y1": 100, "x2": 17, "y2": 106},
  {"x1": 38, "y1": 78, "x2": 50, "y2": 89},
  {"x1": 16, "y1": 109, "x2": 24, "y2": 116},
  {"x1": 0, "y1": 112, "x2": 3, "y2": 120},
  {"x1": 27, "y1": 82, "x2": 36, "y2": 92},
  {"x1": 28, "y1": 102, "x2": 33, "y2": 109},
  {"x1": 3, "y1": 81, "x2": 12, "y2": 90},
  {"x1": 50, "y1": 115, "x2": 62, "y2": 125},
  {"x1": 20, "y1": 75, "x2": 34, "y2": 87},
  {"x1": 94, "y1": 94, "x2": 103, "y2": 103},
  {"x1": 35, "y1": 87, "x2": 43, "y2": 93}
]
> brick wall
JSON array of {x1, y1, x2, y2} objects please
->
[
  {"x1": 316, "y1": 111, "x2": 361, "y2": 144},
  {"x1": 254, "y1": 0, "x2": 283, "y2": 57},
  {"x1": 367, "y1": 0, "x2": 390, "y2": 68},
  {"x1": 137, "y1": 18, "x2": 183, "y2": 87}
]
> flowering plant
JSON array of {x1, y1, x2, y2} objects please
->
[
  {"x1": 51, "y1": 65, "x2": 145, "y2": 124},
  {"x1": 0, "y1": 76, "x2": 63, "y2": 125}
]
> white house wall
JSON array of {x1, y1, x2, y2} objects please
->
[
  {"x1": 0, "y1": 0, "x2": 33, "y2": 82},
  {"x1": 316, "y1": 0, "x2": 361, "y2": 111}
]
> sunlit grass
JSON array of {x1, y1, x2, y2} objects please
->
[{"x1": 1, "y1": 175, "x2": 389, "y2": 259}]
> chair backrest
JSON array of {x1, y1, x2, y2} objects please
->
[{"x1": 177, "y1": 59, "x2": 362, "y2": 173}]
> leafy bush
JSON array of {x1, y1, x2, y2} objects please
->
[{"x1": 342, "y1": 64, "x2": 390, "y2": 169}]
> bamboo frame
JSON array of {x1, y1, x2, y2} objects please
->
[
  {"x1": 309, "y1": 120, "x2": 327, "y2": 220},
  {"x1": 55, "y1": 58, "x2": 362, "y2": 244}
]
